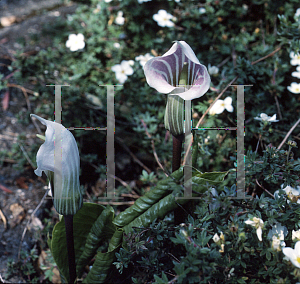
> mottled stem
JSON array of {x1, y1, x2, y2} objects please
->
[
  {"x1": 173, "y1": 134, "x2": 189, "y2": 224},
  {"x1": 172, "y1": 134, "x2": 184, "y2": 172},
  {"x1": 64, "y1": 215, "x2": 76, "y2": 284}
]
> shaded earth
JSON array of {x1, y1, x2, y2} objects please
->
[{"x1": 0, "y1": 1, "x2": 78, "y2": 282}]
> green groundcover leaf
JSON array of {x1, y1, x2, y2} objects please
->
[{"x1": 192, "y1": 170, "x2": 229, "y2": 193}]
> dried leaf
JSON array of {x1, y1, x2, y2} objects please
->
[{"x1": 2, "y1": 89, "x2": 9, "y2": 111}]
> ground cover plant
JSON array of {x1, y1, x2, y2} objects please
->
[{"x1": 1, "y1": 0, "x2": 300, "y2": 283}]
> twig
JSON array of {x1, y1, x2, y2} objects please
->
[
  {"x1": 274, "y1": 95, "x2": 282, "y2": 120},
  {"x1": 168, "y1": 275, "x2": 179, "y2": 284},
  {"x1": 195, "y1": 76, "x2": 238, "y2": 129},
  {"x1": 114, "y1": 175, "x2": 129, "y2": 188},
  {"x1": 217, "y1": 56, "x2": 230, "y2": 68},
  {"x1": 140, "y1": 119, "x2": 169, "y2": 177},
  {"x1": 18, "y1": 187, "x2": 50, "y2": 260},
  {"x1": 255, "y1": 179, "x2": 274, "y2": 198},
  {"x1": 6, "y1": 83, "x2": 32, "y2": 112},
  {"x1": 18, "y1": 143, "x2": 35, "y2": 169},
  {"x1": 96, "y1": 200, "x2": 135, "y2": 205},
  {"x1": 0, "y1": 183, "x2": 13, "y2": 193},
  {"x1": 167, "y1": 252, "x2": 180, "y2": 263},
  {"x1": 195, "y1": 45, "x2": 282, "y2": 130},
  {"x1": 121, "y1": 193, "x2": 140, "y2": 199},
  {"x1": 0, "y1": 209, "x2": 7, "y2": 229},
  {"x1": 251, "y1": 46, "x2": 281, "y2": 65},
  {"x1": 116, "y1": 136, "x2": 152, "y2": 174},
  {"x1": 277, "y1": 117, "x2": 300, "y2": 150}
]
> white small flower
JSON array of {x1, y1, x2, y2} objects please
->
[
  {"x1": 267, "y1": 223, "x2": 288, "y2": 251},
  {"x1": 153, "y1": 9, "x2": 175, "y2": 27},
  {"x1": 290, "y1": 51, "x2": 300, "y2": 65},
  {"x1": 293, "y1": 230, "x2": 300, "y2": 241},
  {"x1": 113, "y1": 42, "x2": 121, "y2": 48},
  {"x1": 199, "y1": 7, "x2": 206, "y2": 14},
  {"x1": 275, "y1": 185, "x2": 300, "y2": 204},
  {"x1": 115, "y1": 11, "x2": 125, "y2": 25},
  {"x1": 105, "y1": 0, "x2": 112, "y2": 2},
  {"x1": 292, "y1": 71, "x2": 300, "y2": 79},
  {"x1": 242, "y1": 4, "x2": 248, "y2": 10},
  {"x1": 295, "y1": 8, "x2": 300, "y2": 19},
  {"x1": 220, "y1": 232, "x2": 225, "y2": 242},
  {"x1": 208, "y1": 64, "x2": 219, "y2": 75},
  {"x1": 287, "y1": 82, "x2": 300, "y2": 94},
  {"x1": 135, "y1": 53, "x2": 154, "y2": 67},
  {"x1": 213, "y1": 233, "x2": 220, "y2": 243},
  {"x1": 283, "y1": 241, "x2": 300, "y2": 268},
  {"x1": 245, "y1": 217, "x2": 264, "y2": 241},
  {"x1": 66, "y1": 33, "x2": 85, "y2": 52},
  {"x1": 254, "y1": 113, "x2": 279, "y2": 122},
  {"x1": 111, "y1": 60, "x2": 134, "y2": 83},
  {"x1": 219, "y1": 243, "x2": 225, "y2": 253},
  {"x1": 209, "y1": 97, "x2": 233, "y2": 115},
  {"x1": 271, "y1": 237, "x2": 282, "y2": 251},
  {"x1": 138, "y1": 0, "x2": 151, "y2": 2}
]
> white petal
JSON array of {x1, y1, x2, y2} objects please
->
[{"x1": 256, "y1": 227, "x2": 262, "y2": 241}]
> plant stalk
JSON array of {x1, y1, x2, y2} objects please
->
[
  {"x1": 173, "y1": 134, "x2": 190, "y2": 224},
  {"x1": 64, "y1": 215, "x2": 76, "y2": 284},
  {"x1": 172, "y1": 134, "x2": 184, "y2": 172}
]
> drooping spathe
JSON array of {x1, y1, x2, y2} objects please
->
[{"x1": 31, "y1": 114, "x2": 82, "y2": 215}]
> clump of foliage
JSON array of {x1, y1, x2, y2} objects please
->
[{"x1": 1, "y1": 0, "x2": 300, "y2": 283}]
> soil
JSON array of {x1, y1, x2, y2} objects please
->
[{"x1": 0, "y1": 1, "x2": 78, "y2": 282}]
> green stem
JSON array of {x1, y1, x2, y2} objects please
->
[{"x1": 64, "y1": 215, "x2": 76, "y2": 284}]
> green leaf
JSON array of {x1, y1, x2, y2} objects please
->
[
  {"x1": 113, "y1": 167, "x2": 184, "y2": 228},
  {"x1": 83, "y1": 228, "x2": 123, "y2": 283},
  {"x1": 122, "y1": 192, "x2": 187, "y2": 234},
  {"x1": 76, "y1": 205, "x2": 116, "y2": 277},
  {"x1": 48, "y1": 203, "x2": 107, "y2": 282}
]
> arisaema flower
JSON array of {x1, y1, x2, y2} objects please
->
[
  {"x1": 144, "y1": 41, "x2": 210, "y2": 136},
  {"x1": 30, "y1": 114, "x2": 82, "y2": 215},
  {"x1": 144, "y1": 41, "x2": 210, "y2": 100}
]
